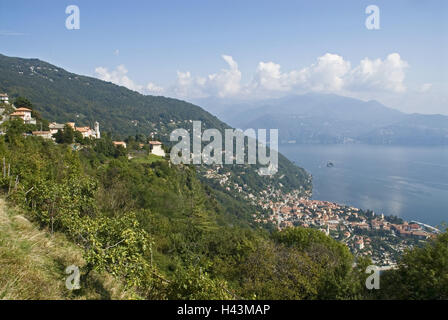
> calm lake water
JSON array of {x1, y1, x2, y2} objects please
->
[{"x1": 279, "y1": 144, "x2": 448, "y2": 227}]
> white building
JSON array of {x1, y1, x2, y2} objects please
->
[
  {"x1": 94, "y1": 121, "x2": 100, "y2": 139},
  {"x1": 49, "y1": 122, "x2": 65, "y2": 135},
  {"x1": 149, "y1": 141, "x2": 165, "y2": 157},
  {"x1": 10, "y1": 107, "x2": 36, "y2": 125},
  {"x1": 0, "y1": 93, "x2": 9, "y2": 104},
  {"x1": 113, "y1": 141, "x2": 127, "y2": 149}
]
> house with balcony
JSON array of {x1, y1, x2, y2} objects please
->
[{"x1": 10, "y1": 107, "x2": 36, "y2": 125}]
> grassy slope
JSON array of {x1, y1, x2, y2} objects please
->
[{"x1": 0, "y1": 197, "x2": 130, "y2": 300}]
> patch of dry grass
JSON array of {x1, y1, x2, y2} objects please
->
[{"x1": 0, "y1": 198, "x2": 133, "y2": 300}]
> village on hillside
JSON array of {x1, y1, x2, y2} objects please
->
[{"x1": 0, "y1": 93, "x2": 166, "y2": 157}]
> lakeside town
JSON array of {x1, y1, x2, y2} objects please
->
[{"x1": 202, "y1": 163, "x2": 441, "y2": 267}]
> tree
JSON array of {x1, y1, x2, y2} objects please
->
[
  {"x1": 377, "y1": 230, "x2": 448, "y2": 300},
  {"x1": 13, "y1": 96, "x2": 33, "y2": 109},
  {"x1": 237, "y1": 239, "x2": 320, "y2": 299},
  {"x1": 74, "y1": 130, "x2": 84, "y2": 144},
  {"x1": 166, "y1": 264, "x2": 234, "y2": 300},
  {"x1": 3, "y1": 118, "x2": 32, "y2": 145},
  {"x1": 54, "y1": 125, "x2": 74, "y2": 144},
  {"x1": 273, "y1": 227, "x2": 359, "y2": 299}
]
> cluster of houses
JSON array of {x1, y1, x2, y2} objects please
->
[
  {"x1": 0, "y1": 93, "x2": 101, "y2": 139},
  {"x1": 30, "y1": 121, "x2": 101, "y2": 140},
  {"x1": 1, "y1": 93, "x2": 165, "y2": 157}
]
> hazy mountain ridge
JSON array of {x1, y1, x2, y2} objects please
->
[{"x1": 195, "y1": 94, "x2": 448, "y2": 145}]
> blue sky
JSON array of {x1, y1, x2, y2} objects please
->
[{"x1": 1, "y1": 0, "x2": 447, "y2": 114}]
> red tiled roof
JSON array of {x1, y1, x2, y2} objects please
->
[
  {"x1": 113, "y1": 141, "x2": 126, "y2": 147},
  {"x1": 15, "y1": 107, "x2": 32, "y2": 112},
  {"x1": 76, "y1": 127, "x2": 90, "y2": 132},
  {"x1": 10, "y1": 112, "x2": 25, "y2": 116}
]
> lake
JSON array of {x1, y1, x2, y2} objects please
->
[{"x1": 279, "y1": 144, "x2": 448, "y2": 227}]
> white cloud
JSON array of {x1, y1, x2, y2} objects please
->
[
  {"x1": 171, "y1": 53, "x2": 408, "y2": 99},
  {"x1": 94, "y1": 65, "x2": 163, "y2": 95},
  {"x1": 95, "y1": 65, "x2": 143, "y2": 92},
  {"x1": 94, "y1": 53, "x2": 412, "y2": 101},
  {"x1": 251, "y1": 61, "x2": 291, "y2": 92},
  {"x1": 172, "y1": 71, "x2": 207, "y2": 98},
  {"x1": 146, "y1": 82, "x2": 164, "y2": 95},
  {"x1": 172, "y1": 55, "x2": 242, "y2": 98},
  {"x1": 248, "y1": 53, "x2": 406, "y2": 97},
  {"x1": 302, "y1": 53, "x2": 351, "y2": 92},
  {"x1": 349, "y1": 53, "x2": 409, "y2": 93},
  {"x1": 207, "y1": 55, "x2": 242, "y2": 97},
  {"x1": 419, "y1": 83, "x2": 432, "y2": 93},
  {"x1": 248, "y1": 53, "x2": 351, "y2": 96}
]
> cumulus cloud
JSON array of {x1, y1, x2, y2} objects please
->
[
  {"x1": 94, "y1": 65, "x2": 163, "y2": 95},
  {"x1": 94, "y1": 53, "x2": 411, "y2": 100},
  {"x1": 248, "y1": 53, "x2": 407, "y2": 96},
  {"x1": 251, "y1": 61, "x2": 291, "y2": 92},
  {"x1": 172, "y1": 71, "x2": 207, "y2": 98},
  {"x1": 207, "y1": 55, "x2": 242, "y2": 97},
  {"x1": 300, "y1": 53, "x2": 352, "y2": 92},
  {"x1": 172, "y1": 55, "x2": 242, "y2": 98},
  {"x1": 349, "y1": 53, "x2": 409, "y2": 93},
  {"x1": 95, "y1": 65, "x2": 143, "y2": 92},
  {"x1": 146, "y1": 82, "x2": 164, "y2": 95},
  {"x1": 171, "y1": 53, "x2": 408, "y2": 99}
]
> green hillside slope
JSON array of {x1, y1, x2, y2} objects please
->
[
  {"x1": 0, "y1": 198, "x2": 130, "y2": 300},
  {"x1": 0, "y1": 54, "x2": 225, "y2": 136},
  {"x1": 0, "y1": 53, "x2": 312, "y2": 224}
]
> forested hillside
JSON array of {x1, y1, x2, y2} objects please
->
[
  {"x1": 0, "y1": 54, "x2": 226, "y2": 137},
  {"x1": 0, "y1": 197, "x2": 130, "y2": 299},
  {"x1": 0, "y1": 104, "x2": 445, "y2": 300},
  {"x1": 0, "y1": 53, "x2": 312, "y2": 223},
  {"x1": 0, "y1": 120, "x2": 367, "y2": 299}
]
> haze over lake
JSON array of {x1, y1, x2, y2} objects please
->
[{"x1": 280, "y1": 144, "x2": 448, "y2": 227}]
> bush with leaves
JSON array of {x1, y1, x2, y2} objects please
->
[{"x1": 165, "y1": 264, "x2": 234, "y2": 300}]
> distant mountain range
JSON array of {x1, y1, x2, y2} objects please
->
[{"x1": 194, "y1": 94, "x2": 448, "y2": 145}]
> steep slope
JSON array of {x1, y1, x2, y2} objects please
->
[{"x1": 0, "y1": 198, "x2": 130, "y2": 300}]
